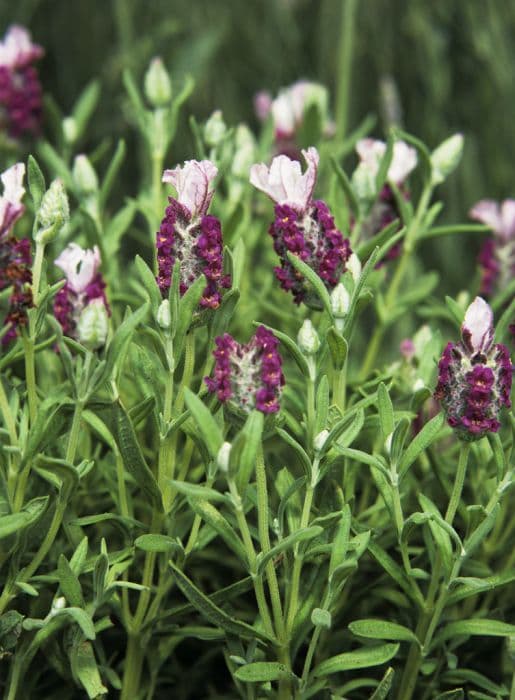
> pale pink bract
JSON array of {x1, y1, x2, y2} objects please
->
[
  {"x1": 162, "y1": 160, "x2": 218, "y2": 219},
  {"x1": 461, "y1": 296, "x2": 494, "y2": 355},
  {"x1": 0, "y1": 163, "x2": 25, "y2": 237},
  {"x1": 356, "y1": 138, "x2": 417, "y2": 186},
  {"x1": 54, "y1": 243, "x2": 101, "y2": 295}
]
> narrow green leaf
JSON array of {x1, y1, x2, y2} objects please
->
[
  {"x1": 433, "y1": 619, "x2": 515, "y2": 647},
  {"x1": 184, "y1": 388, "x2": 224, "y2": 458},
  {"x1": 169, "y1": 562, "x2": 274, "y2": 642},
  {"x1": 286, "y1": 252, "x2": 332, "y2": 316},
  {"x1": 315, "y1": 375, "x2": 329, "y2": 434},
  {"x1": 276, "y1": 428, "x2": 311, "y2": 475},
  {"x1": 0, "y1": 496, "x2": 48, "y2": 540},
  {"x1": 99, "y1": 139, "x2": 126, "y2": 207},
  {"x1": 170, "y1": 481, "x2": 226, "y2": 503},
  {"x1": 234, "y1": 662, "x2": 295, "y2": 683},
  {"x1": 72, "y1": 80, "x2": 100, "y2": 136},
  {"x1": 27, "y1": 155, "x2": 46, "y2": 208},
  {"x1": 135, "y1": 534, "x2": 181, "y2": 553},
  {"x1": 349, "y1": 619, "x2": 418, "y2": 645},
  {"x1": 329, "y1": 506, "x2": 351, "y2": 578},
  {"x1": 369, "y1": 667, "x2": 395, "y2": 700},
  {"x1": 442, "y1": 669, "x2": 508, "y2": 697},
  {"x1": 54, "y1": 608, "x2": 95, "y2": 640},
  {"x1": 313, "y1": 643, "x2": 399, "y2": 677},
  {"x1": 189, "y1": 498, "x2": 247, "y2": 562},
  {"x1": 327, "y1": 327, "x2": 348, "y2": 371},
  {"x1": 377, "y1": 383, "x2": 394, "y2": 441},
  {"x1": 232, "y1": 410, "x2": 263, "y2": 494},
  {"x1": 330, "y1": 155, "x2": 360, "y2": 215},
  {"x1": 70, "y1": 639, "x2": 108, "y2": 698},
  {"x1": 58, "y1": 555, "x2": 84, "y2": 608},
  {"x1": 256, "y1": 526, "x2": 323, "y2": 575},
  {"x1": 398, "y1": 413, "x2": 444, "y2": 479},
  {"x1": 101, "y1": 303, "x2": 150, "y2": 385}
]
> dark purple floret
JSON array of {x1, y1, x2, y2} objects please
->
[
  {"x1": 156, "y1": 197, "x2": 230, "y2": 309},
  {"x1": 269, "y1": 200, "x2": 351, "y2": 304},
  {"x1": 0, "y1": 63, "x2": 43, "y2": 139},
  {"x1": 0, "y1": 234, "x2": 33, "y2": 343},
  {"x1": 434, "y1": 338, "x2": 513, "y2": 441},
  {"x1": 204, "y1": 326, "x2": 284, "y2": 415},
  {"x1": 477, "y1": 238, "x2": 500, "y2": 296},
  {"x1": 53, "y1": 273, "x2": 110, "y2": 340}
]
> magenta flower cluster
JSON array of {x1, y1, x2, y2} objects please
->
[
  {"x1": 250, "y1": 148, "x2": 351, "y2": 305},
  {"x1": 205, "y1": 326, "x2": 284, "y2": 414},
  {"x1": 53, "y1": 244, "x2": 109, "y2": 340},
  {"x1": 0, "y1": 164, "x2": 32, "y2": 344},
  {"x1": 0, "y1": 26, "x2": 43, "y2": 139},
  {"x1": 435, "y1": 298, "x2": 512, "y2": 439},
  {"x1": 156, "y1": 160, "x2": 230, "y2": 310}
]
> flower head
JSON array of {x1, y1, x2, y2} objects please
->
[
  {"x1": 434, "y1": 297, "x2": 512, "y2": 440},
  {"x1": 250, "y1": 148, "x2": 351, "y2": 305},
  {"x1": 53, "y1": 243, "x2": 109, "y2": 343},
  {"x1": 355, "y1": 138, "x2": 417, "y2": 186},
  {"x1": 0, "y1": 25, "x2": 43, "y2": 138},
  {"x1": 205, "y1": 326, "x2": 284, "y2": 414},
  {"x1": 0, "y1": 163, "x2": 25, "y2": 238},
  {"x1": 469, "y1": 199, "x2": 515, "y2": 296},
  {"x1": 157, "y1": 160, "x2": 230, "y2": 309}
]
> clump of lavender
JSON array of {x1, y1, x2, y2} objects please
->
[
  {"x1": 434, "y1": 297, "x2": 512, "y2": 439},
  {"x1": 157, "y1": 160, "x2": 230, "y2": 310},
  {"x1": 53, "y1": 243, "x2": 110, "y2": 346},
  {"x1": 205, "y1": 326, "x2": 284, "y2": 414},
  {"x1": 469, "y1": 199, "x2": 515, "y2": 296},
  {"x1": 250, "y1": 147, "x2": 351, "y2": 305},
  {"x1": 254, "y1": 80, "x2": 332, "y2": 159},
  {"x1": 0, "y1": 163, "x2": 33, "y2": 344},
  {"x1": 352, "y1": 138, "x2": 417, "y2": 260},
  {"x1": 0, "y1": 26, "x2": 43, "y2": 140}
]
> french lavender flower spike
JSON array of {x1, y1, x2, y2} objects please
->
[
  {"x1": 157, "y1": 160, "x2": 230, "y2": 314},
  {"x1": 469, "y1": 198, "x2": 515, "y2": 296},
  {"x1": 250, "y1": 147, "x2": 352, "y2": 307},
  {"x1": 54, "y1": 243, "x2": 110, "y2": 344},
  {"x1": 435, "y1": 296, "x2": 513, "y2": 440},
  {"x1": 204, "y1": 326, "x2": 285, "y2": 422}
]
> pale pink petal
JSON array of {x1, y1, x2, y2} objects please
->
[
  {"x1": 388, "y1": 142, "x2": 417, "y2": 184},
  {"x1": 55, "y1": 243, "x2": 101, "y2": 294},
  {"x1": 271, "y1": 91, "x2": 296, "y2": 137},
  {"x1": 254, "y1": 91, "x2": 272, "y2": 122},
  {"x1": 356, "y1": 138, "x2": 386, "y2": 176},
  {"x1": 162, "y1": 160, "x2": 218, "y2": 218},
  {"x1": 0, "y1": 163, "x2": 25, "y2": 236},
  {"x1": 0, "y1": 25, "x2": 43, "y2": 68},
  {"x1": 469, "y1": 200, "x2": 502, "y2": 233},
  {"x1": 461, "y1": 296, "x2": 494, "y2": 354},
  {"x1": 500, "y1": 199, "x2": 515, "y2": 240}
]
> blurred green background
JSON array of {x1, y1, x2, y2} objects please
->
[{"x1": 3, "y1": 0, "x2": 515, "y2": 291}]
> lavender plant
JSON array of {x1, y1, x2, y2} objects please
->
[{"x1": 0, "y1": 24, "x2": 514, "y2": 700}]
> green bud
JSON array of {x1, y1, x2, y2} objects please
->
[
  {"x1": 77, "y1": 300, "x2": 109, "y2": 350},
  {"x1": 204, "y1": 110, "x2": 227, "y2": 148},
  {"x1": 297, "y1": 319, "x2": 320, "y2": 356},
  {"x1": 156, "y1": 299, "x2": 171, "y2": 330},
  {"x1": 430, "y1": 133, "x2": 464, "y2": 186},
  {"x1": 35, "y1": 179, "x2": 70, "y2": 243},
  {"x1": 217, "y1": 442, "x2": 232, "y2": 472},
  {"x1": 313, "y1": 429, "x2": 329, "y2": 453},
  {"x1": 330, "y1": 283, "x2": 350, "y2": 318},
  {"x1": 72, "y1": 155, "x2": 98, "y2": 195},
  {"x1": 144, "y1": 57, "x2": 172, "y2": 108},
  {"x1": 62, "y1": 116, "x2": 78, "y2": 144},
  {"x1": 347, "y1": 253, "x2": 362, "y2": 283}
]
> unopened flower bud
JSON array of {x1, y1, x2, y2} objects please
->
[
  {"x1": 313, "y1": 429, "x2": 329, "y2": 453},
  {"x1": 430, "y1": 133, "x2": 464, "y2": 186},
  {"x1": 297, "y1": 319, "x2": 320, "y2": 356},
  {"x1": 157, "y1": 299, "x2": 171, "y2": 330},
  {"x1": 35, "y1": 179, "x2": 69, "y2": 243},
  {"x1": 73, "y1": 155, "x2": 98, "y2": 195},
  {"x1": 384, "y1": 431, "x2": 393, "y2": 455},
  {"x1": 217, "y1": 441, "x2": 232, "y2": 472},
  {"x1": 347, "y1": 253, "x2": 362, "y2": 283},
  {"x1": 77, "y1": 298, "x2": 109, "y2": 350},
  {"x1": 204, "y1": 110, "x2": 227, "y2": 148},
  {"x1": 49, "y1": 596, "x2": 66, "y2": 617},
  {"x1": 62, "y1": 116, "x2": 78, "y2": 144},
  {"x1": 144, "y1": 57, "x2": 172, "y2": 107},
  {"x1": 331, "y1": 283, "x2": 350, "y2": 318}
]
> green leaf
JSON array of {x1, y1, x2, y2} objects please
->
[
  {"x1": 70, "y1": 639, "x2": 108, "y2": 698},
  {"x1": 286, "y1": 252, "x2": 332, "y2": 316},
  {"x1": 433, "y1": 619, "x2": 515, "y2": 648},
  {"x1": 398, "y1": 413, "x2": 444, "y2": 479},
  {"x1": 54, "y1": 608, "x2": 95, "y2": 640},
  {"x1": 377, "y1": 383, "x2": 394, "y2": 442},
  {"x1": 447, "y1": 570, "x2": 515, "y2": 605},
  {"x1": 232, "y1": 410, "x2": 263, "y2": 494},
  {"x1": 369, "y1": 667, "x2": 395, "y2": 700},
  {"x1": 315, "y1": 375, "x2": 329, "y2": 434},
  {"x1": 99, "y1": 139, "x2": 126, "y2": 207},
  {"x1": 330, "y1": 155, "x2": 360, "y2": 215},
  {"x1": 184, "y1": 388, "x2": 224, "y2": 459},
  {"x1": 37, "y1": 141, "x2": 73, "y2": 188},
  {"x1": 329, "y1": 506, "x2": 351, "y2": 579},
  {"x1": 433, "y1": 690, "x2": 464, "y2": 700},
  {"x1": 170, "y1": 481, "x2": 226, "y2": 503},
  {"x1": 326, "y1": 327, "x2": 348, "y2": 371},
  {"x1": 276, "y1": 428, "x2": 312, "y2": 476},
  {"x1": 101, "y1": 303, "x2": 149, "y2": 386},
  {"x1": 313, "y1": 643, "x2": 399, "y2": 677},
  {"x1": 72, "y1": 80, "x2": 101, "y2": 138},
  {"x1": 0, "y1": 496, "x2": 48, "y2": 540},
  {"x1": 349, "y1": 619, "x2": 418, "y2": 645},
  {"x1": 234, "y1": 662, "x2": 296, "y2": 683},
  {"x1": 57, "y1": 555, "x2": 84, "y2": 608},
  {"x1": 135, "y1": 534, "x2": 181, "y2": 553},
  {"x1": 27, "y1": 155, "x2": 46, "y2": 208},
  {"x1": 169, "y1": 561, "x2": 274, "y2": 642},
  {"x1": 104, "y1": 202, "x2": 135, "y2": 257},
  {"x1": 175, "y1": 275, "x2": 206, "y2": 356},
  {"x1": 442, "y1": 669, "x2": 508, "y2": 697},
  {"x1": 189, "y1": 498, "x2": 246, "y2": 562},
  {"x1": 418, "y1": 494, "x2": 453, "y2": 574},
  {"x1": 256, "y1": 526, "x2": 323, "y2": 575},
  {"x1": 421, "y1": 224, "x2": 488, "y2": 240}
]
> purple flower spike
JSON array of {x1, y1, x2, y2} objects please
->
[
  {"x1": 469, "y1": 199, "x2": 515, "y2": 296},
  {"x1": 205, "y1": 326, "x2": 284, "y2": 415},
  {"x1": 53, "y1": 243, "x2": 110, "y2": 342},
  {"x1": 434, "y1": 297, "x2": 513, "y2": 440},
  {"x1": 0, "y1": 163, "x2": 32, "y2": 344},
  {"x1": 0, "y1": 26, "x2": 43, "y2": 139},
  {"x1": 250, "y1": 148, "x2": 352, "y2": 305},
  {"x1": 157, "y1": 161, "x2": 230, "y2": 309}
]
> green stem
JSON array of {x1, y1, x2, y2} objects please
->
[
  {"x1": 22, "y1": 333, "x2": 37, "y2": 425},
  {"x1": 0, "y1": 376, "x2": 19, "y2": 500},
  {"x1": 286, "y1": 481, "x2": 314, "y2": 635},
  {"x1": 31, "y1": 242, "x2": 45, "y2": 308},
  {"x1": 332, "y1": 359, "x2": 347, "y2": 413},
  {"x1": 306, "y1": 369, "x2": 316, "y2": 448},
  {"x1": 335, "y1": 0, "x2": 358, "y2": 142},
  {"x1": 256, "y1": 445, "x2": 285, "y2": 641},
  {"x1": 120, "y1": 634, "x2": 144, "y2": 700}
]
